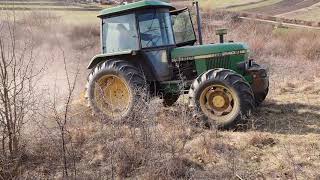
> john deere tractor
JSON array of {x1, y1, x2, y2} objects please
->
[{"x1": 85, "y1": 0, "x2": 269, "y2": 128}]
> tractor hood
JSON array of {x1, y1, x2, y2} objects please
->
[{"x1": 171, "y1": 43, "x2": 248, "y2": 61}]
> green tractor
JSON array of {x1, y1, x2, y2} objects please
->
[{"x1": 85, "y1": 0, "x2": 269, "y2": 128}]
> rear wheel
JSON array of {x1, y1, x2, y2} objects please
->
[
  {"x1": 86, "y1": 60, "x2": 147, "y2": 120},
  {"x1": 189, "y1": 68, "x2": 255, "y2": 129}
]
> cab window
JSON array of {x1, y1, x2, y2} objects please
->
[
  {"x1": 102, "y1": 14, "x2": 139, "y2": 53},
  {"x1": 138, "y1": 9, "x2": 174, "y2": 48},
  {"x1": 171, "y1": 9, "x2": 196, "y2": 46}
]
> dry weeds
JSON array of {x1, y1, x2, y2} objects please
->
[{"x1": 0, "y1": 9, "x2": 319, "y2": 179}]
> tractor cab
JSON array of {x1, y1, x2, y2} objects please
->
[
  {"x1": 98, "y1": 1, "x2": 196, "y2": 54},
  {"x1": 101, "y1": 8, "x2": 175, "y2": 53}
]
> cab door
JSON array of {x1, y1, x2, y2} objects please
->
[
  {"x1": 137, "y1": 9, "x2": 175, "y2": 81},
  {"x1": 171, "y1": 8, "x2": 197, "y2": 47}
]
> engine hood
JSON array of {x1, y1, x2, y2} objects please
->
[{"x1": 171, "y1": 43, "x2": 249, "y2": 61}]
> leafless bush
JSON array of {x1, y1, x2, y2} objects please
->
[
  {"x1": 18, "y1": 11, "x2": 61, "y2": 29},
  {"x1": 249, "y1": 133, "x2": 276, "y2": 148},
  {"x1": 0, "y1": 14, "x2": 44, "y2": 179},
  {"x1": 67, "y1": 23, "x2": 100, "y2": 51},
  {"x1": 295, "y1": 36, "x2": 320, "y2": 61},
  {"x1": 54, "y1": 59, "x2": 79, "y2": 178},
  {"x1": 201, "y1": 13, "x2": 320, "y2": 61},
  {"x1": 149, "y1": 156, "x2": 202, "y2": 179}
]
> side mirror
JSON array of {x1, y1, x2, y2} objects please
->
[{"x1": 215, "y1": 28, "x2": 227, "y2": 43}]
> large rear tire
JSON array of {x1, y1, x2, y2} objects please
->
[
  {"x1": 85, "y1": 60, "x2": 147, "y2": 120},
  {"x1": 189, "y1": 68, "x2": 255, "y2": 129}
]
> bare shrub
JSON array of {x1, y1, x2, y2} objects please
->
[
  {"x1": 18, "y1": 11, "x2": 61, "y2": 29},
  {"x1": 150, "y1": 156, "x2": 202, "y2": 179},
  {"x1": 0, "y1": 14, "x2": 44, "y2": 178},
  {"x1": 232, "y1": 23, "x2": 273, "y2": 57},
  {"x1": 201, "y1": 14, "x2": 320, "y2": 61},
  {"x1": 249, "y1": 133, "x2": 277, "y2": 148},
  {"x1": 21, "y1": 136, "x2": 61, "y2": 178},
  {"x1": 68, "y1": 24, "x2": 100, "y2": 40},
  {"x1": 111, "y1": 137, "x2": 151, "y2": 178},
  {"x1": 67, "y1": 23, "x2": 100, "y2": 51},
  {"x1": 296, "y1": 38, "x2": 320, "y2": 61}
]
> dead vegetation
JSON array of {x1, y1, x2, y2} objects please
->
[{"x1": 0, "y1": 9, "x2": 319, "y2": 179}]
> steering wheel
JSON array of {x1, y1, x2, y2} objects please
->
[{"x1": 140, "y1": 32, "x2": 161, "y2": 47}]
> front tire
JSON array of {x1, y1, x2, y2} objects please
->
[
  {"x1": 85, "y1": 60, "x2": 147, "y2": 120},
  {"x1": 189, "y1": 69, "x2": 255, "y2": 129}
]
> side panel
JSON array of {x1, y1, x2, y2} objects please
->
[
  {"x1": 170, "y1": 43, "x2": 252, "y2": 83},
  {"x1": 141, "y1": 49, "x2": 171, "y2": 81},
  {"x1": 195, "y1": 54, "x2": 246, "y2": 75},
  {"x1": 194, "y1": 54, "x2": 253, "y2": 83}
]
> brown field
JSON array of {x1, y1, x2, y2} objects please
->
[
  {"x1": 245, "y1": 0, "x2": 320, "y2": 15},
  {"x1": 0, "y1": 5, "x2": 320, "y2": 180},
  {"x1": 277, "y1": 3, "x2": 320, "y2": 22},
  {"x1": 176, "y1": 0, "x2": 320, "y2": 25}
]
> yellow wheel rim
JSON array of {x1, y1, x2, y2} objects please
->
[
  {"x1": 199, "y1": 84, "x2": 240, "y2": 124},
  {"x1": 94, "y1": 75, "x2": 131, "y2": 118}
]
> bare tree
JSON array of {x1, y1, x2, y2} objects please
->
[
  {"x1": 0, "y1": 12, "x2": 43, "y2": 177},
  {"x1": 51, "y1": 47, "x2": 80, "y2": 178}
]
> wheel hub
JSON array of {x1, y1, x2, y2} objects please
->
[
  {"x1": 199, "y1": 84, "x2": 238, "y2": 122},
  {"x1": 206, "y1": 88, "x2": 231, "y2": 112},
  {"x1": 212, "y1": 95, "x2": 226, "y2": 108},
  {"x1": 94, "y1": 75, "x2": 131, "y2": 118}
]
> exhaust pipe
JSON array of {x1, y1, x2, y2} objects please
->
[{"x1": 193, "y1": 1, "x2": 203, "y2": 45}]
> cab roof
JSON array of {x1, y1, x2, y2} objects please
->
[{"x1": 99, "y1": 0, "x2": 176, "y2": 18}]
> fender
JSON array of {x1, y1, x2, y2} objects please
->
[
  {"x1": 87, "y1": 50, "x2": 134, "y2": 69},
  {"x1": 87, "y1": 50, "x2": 158, "y2": 81}
]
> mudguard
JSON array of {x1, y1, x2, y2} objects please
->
[{"x1": 87, "y1": 50, "x2": 134, "y2": 69}]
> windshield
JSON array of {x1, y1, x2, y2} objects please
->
[
  {"x1": 138, "y1": 9, "x2": 174, "y2": 48},
  {"x1": 102, "y1": 14, "x2": 139, "y2": 53}
]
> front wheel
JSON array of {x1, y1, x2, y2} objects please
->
[{"x1": 189, "y1": 68, "x2": 255, "y2": 129}]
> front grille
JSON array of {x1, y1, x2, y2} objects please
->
[{"x1": 206, "y1": 56, "x2": 231, "y2": 69}]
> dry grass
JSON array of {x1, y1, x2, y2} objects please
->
[{"x1": 1, "y1": 8, "x2": 320, "y2": 179}]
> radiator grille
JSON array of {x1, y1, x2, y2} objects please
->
[{"x1": 206, "y1": 56, "x2": 231, "y2": 69}]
